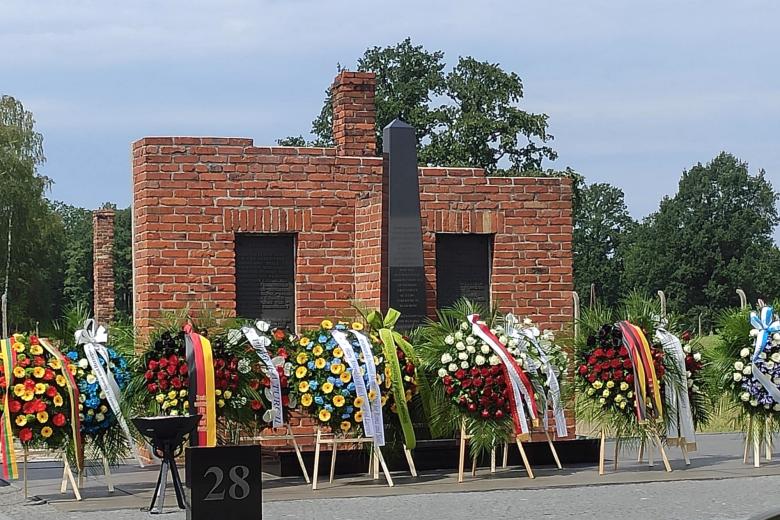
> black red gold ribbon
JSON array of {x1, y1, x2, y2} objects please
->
[
  {"x1": 184, "y1": 325, "x2": 216, "y2": 447},
  {"x1": 618, "y1": 322, "x2": 663, "y2": 422}
]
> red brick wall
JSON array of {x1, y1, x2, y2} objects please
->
[
  {"x1": 131, "y1": 142, "x2": 383, "y2": 337},
  {"x1": 332, "y1": 72, "x2": 377, "y2": 157},
  {"x1": 131, "y1": 71, "x2": 575, "y2": 444},
  {"x1": 354, "y1": 192, "x2": 383, "y2": 310},
  {"x1": 418, "y1": 168, "x2": 573, "y2": 330},
  {"x1": 93, "y1": 209, "x2": 115, "y2": 323}
]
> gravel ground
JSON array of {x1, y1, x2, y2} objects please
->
[{"x1": 4, "y1": 475, "x2": 780, "y2": 520}]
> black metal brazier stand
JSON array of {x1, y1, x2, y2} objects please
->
[{"x1": 132, "y1": 415, "x2": 201, "y2": 514}]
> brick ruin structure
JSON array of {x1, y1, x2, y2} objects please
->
[
  {"x1": 130, "y1": 71, "x2": 576, "y2": 447},
  {"x1": 93, "y1": 208, "x2": 115, "y2": 324}
]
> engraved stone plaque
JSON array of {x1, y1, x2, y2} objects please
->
[
  {"x1": 234, "y1": 234, "x2": 295, "y2": 329},
  {"x1": 436, "y1": 234, "x2": 492, "y2": 309}
]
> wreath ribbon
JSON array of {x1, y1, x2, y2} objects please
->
[
  {"x1": 749, "y1": 307, "x2": 780, "y2": 404},
  {"x1": 655, "y1": 329, "x2": 696, "y2": 450},
  {"x1": 242, "y1": 325, "x2": 284, "y2": 428},
  {"x1": 468, "y1": 315, "x2": 538, "y2": 439},
  {"x1": 76, "y1": 319, "x2": 143, "y2": 466},
  {"x1": 331, "y1": 330, "x2": 376, "y2": 441},
  {"x1": 39, "y1": 338, "x2": 83, "y2": 473},
  {"x1": 0, "y1": 337, "x2": 18, "y2": 479},
  {"x1": 352, "y1": 331, "x2": 385, "y2": 447},
  {"x1": 184, "y1": 326, "x2": 216, "y2": 447},
  {"x1": 505, "y1": 313, "x2": 568, "y2": 438},
  {"x1": 618, "y1": 322, "x2": 663, "y2": 422},
  {"x1": 368, "y1": 308, "x2": 416, "y2": 450}
]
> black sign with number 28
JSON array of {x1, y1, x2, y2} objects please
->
[{"x1": 187, "y1": 445, "x2": 262, "y2": 520}]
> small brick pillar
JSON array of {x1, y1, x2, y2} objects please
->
[
  {"x1": 331, "y1": 71, "x2": 377, "y2": 157},
  {"x1": 93, "y1": 209, "x2": 115, "y2": 324}
]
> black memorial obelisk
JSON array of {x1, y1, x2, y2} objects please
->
[{"x1": 382, "y1": 119, "x2": 427, "y2": 330}]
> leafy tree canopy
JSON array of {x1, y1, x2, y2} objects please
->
[{"x1": 280, "y1": 38, "x2": 557, "y2": 174}]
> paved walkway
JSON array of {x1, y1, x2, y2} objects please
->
[{"x1": 2, "y1": 433, "x2": 780, "y2": 519}]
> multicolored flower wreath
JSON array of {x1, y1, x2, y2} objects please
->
[
  {"x1": 288, "y1": 320, "x2": 387, "y2": 435},
  {"x1": 419, "y1": 301, "x2": 540, "y2": 455},
  {"x1": 575, "y1": 319, "x2": 669, "y2": 438},
  {"x1": 134, "y1": 330, "x2": 191, "y2": 417},
  {"x1": 710, "y1": 306, "x2": 780, "y2": 441},
  {"x1": 64, "y1": 345, "x2": 130, "y2": 439},
  {"x1": 384, "y1": 344, "x2": 417, "y2": 415},
  {"x1": 1, "y1": 334, "x2": 77, "y2": 449}
]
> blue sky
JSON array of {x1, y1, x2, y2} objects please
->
[{"x1": 2, "y1": 0, "x2": 779, "y2": 237}]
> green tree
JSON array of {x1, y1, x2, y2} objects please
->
[
  {"x1": 574, "y1": 182, "x2": 636, "y2": 306},
  {"x1": 424, "y1": 56, "x2": 556, "y2": 172},
  {"x1": 0, "y1": 95, "x2": 66, "y2": 331},
  {"x1": 284, "y1": 39, "x2": 557, "y2": 174},
  {"x1": 113, "y1": 206, "x2": 133, "y2": 321},
  {"x1": 623, "y1": 152, "x2": 780, "y2": 329},
  {"x1": 52, "y1": 202, "x2": 93, "y2": 311}
]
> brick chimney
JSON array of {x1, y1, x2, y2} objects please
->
[
  {"x1": 93, "y1": 209, "x2": 115, "y2": 324},
  {"x1": 331, "y1": 71, "x2": 377, "y2": 157}
]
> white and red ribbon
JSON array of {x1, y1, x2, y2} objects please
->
[
  {"x1": 468, "y1": 314, "x2": 538, "y2": 437},
  {"x1": 505, "y1": 313, "x2": 568, "y2": 438}
]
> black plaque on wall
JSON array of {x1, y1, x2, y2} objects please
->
[
  {"x1": 234, "y1": 234, "x2": 295, "y2": 328},
  {"x1": 383, "y1": 119, "x2": 427, "y2": 330},
  {"x1": 436, "y1": 234, "x2": 492, "y2": 309}
]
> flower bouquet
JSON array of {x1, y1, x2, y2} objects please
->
[
  {"x1": 418, "y1": 300, "x2": 540, "y2": 460},
  {"x1": 575, "y1": 294, "x2": 690, "y2": 472},
  {"x1": 64, "y1": 320, "x2": 135, "y2": 465},
  {"x1": 208, "y1": 329, "x2": 262, "y2": 431},
  {"x1": 288, "y1": 319, "x2": 388, "y2": 438},
  {"x1": 240, "y1": 321, "x2": 296, "y2": 429},
  {"x1": 576, "y1": 321, "x2": 666, "y2": 434},
  {"x1": 128, "y1": 330, "x2": 191, "y2": 418},
  {"x1": 125, "y1": 320, "x2": 258, "y2": 447},
  {"x1": 709, "y1": 305, "x2": 780, "y2": 462},
  {"x1": 0, "y1": 334, "x2": 81, "y2": 479}
]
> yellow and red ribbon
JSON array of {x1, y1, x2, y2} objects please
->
[
  {"x1": 0, "y1": 338, "x2": 18, "y2": 479},
  {"x1": 184, "y1": 325, "x2": 216, "y2": 447}
]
